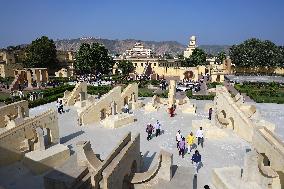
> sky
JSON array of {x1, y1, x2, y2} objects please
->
[{"x1": 0, "y1": 0, "x2": 284, "y2": 47}]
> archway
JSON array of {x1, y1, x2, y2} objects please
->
[
  {"x1": 216, "y1": 75, "x2": 221, "y2": 82},
  {"x1": 205, "y1": 68, "x2": 209, "y2": 74},
  {"x1": 124, "y1": 97, "x2": 129, "y2": 106},
  {"x1": 220, "y1": 110, "x2": 227, "y2": 119},
  {"x1": 184, "y1": 71, "x2": 194, "y2": 81},
  {"x1": 100, "y1": 109, "x2": 107, "y2": 120},
  {"x1": 228, "y1": 117, "x2": 235, "y2": 130}
]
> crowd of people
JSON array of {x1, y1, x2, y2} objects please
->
[{"x1": 176, "y1": 127, "x2": 204, "y2": 176}]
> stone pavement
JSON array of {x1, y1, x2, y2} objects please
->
[{"x1": 0, "y1": 98, "x2": 253, "y2": 189}]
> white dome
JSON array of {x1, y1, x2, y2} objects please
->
[{"x1": 190, "y1": 36, "x2": 196, "y2": 41}]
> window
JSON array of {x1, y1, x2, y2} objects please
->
[
  {"x1": 141, "y1": 63, "x2": 143, "y2": 67},
  {"x1": 134, "y1": 63, "x2": 137, "y2": 67},
  {"x1": 154, "y1": 63, "x2": 156, "y2": 66}
]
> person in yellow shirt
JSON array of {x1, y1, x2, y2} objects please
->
[{"x1": 186, "y1": 132, "x2": 195, "y2": 154}]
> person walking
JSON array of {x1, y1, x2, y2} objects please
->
[
  {"x1": 196, "y1": 127, "x2": 204, "y2": 148},
  {"x1": 59, "y1": 100, "x2": 65, "y2": 113},
  {"x1": 56, "y1": 100, "x2": 61, "y2": 114},
  {"x1": 179, "y1": 137, "x2": 186, "y2": 158},
  {"x1": 191, "y1": 150, "x2": 202, "y2": 176},
  {"x1": 186, "y1": 132, "x2": 195, "y2": 153},
  {"x1": 208, "y1": 107, "x2": 213, "y2": 120},
  {"x1": 155, "y1": 120, "x2": 161, "y2": 137},
  {"x1": 176, "y1": 130, "x2": 182, "y2": 149},
  {"x1": 146, "y1": 123, "x2": 154, "y2": 141},
  {"x1": 124, "y1": 103, "x2": 129, "y2": 113}
]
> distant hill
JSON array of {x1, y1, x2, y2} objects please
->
[{"x1": 54, "y1": 38, "x2": 231, "y2": 56}]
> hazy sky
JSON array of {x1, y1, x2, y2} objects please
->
[{"x1": 1, "y1": 0, "x2": 283, "y2": 47}]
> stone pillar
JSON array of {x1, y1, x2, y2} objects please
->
[
  {"x1": 111, "y1": 102, "x2": 117, "y2": 115},
  {"x1": 168, "y1": 80, "x2": 176, "y2": 107},
  {"x1": 79, "y1": 92, "x2": 86, "y2": 101},
  {"x1": 35, "y1": 69, "x2": 41, "y2": 88},
  {"x1": 27, "y1": 70, "x2": 33, "y2": 88},
  {"x1": 17, "y1": 106, "x2": 24, "y2": 119},
  {"x1": 34, "y1": 128, "x2": 45, "y2": 151}
]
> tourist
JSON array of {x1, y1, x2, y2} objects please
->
[
  {"x1": 186, "y1": 132, "x2": 195, "y2": 153},
  {"x1": 196, "y1": 127, "x2": 204, "y2": 148},
  {"x1": 176, "y1": 130, "x2": 182, "y2": 149},
  {"x1": 179, "y1": 137, "x2": 186, "y2": 158},
  {"x1": 208, "y1": 107, "x2": 213, "y2": 120},
  {"x1": 155, "y1": 120, "x2": 161, "y2": 137},
  {"x1": 56, "y1": 100, "x2": 61, "y2": 114},
  {"x1": 59, "y1": 100, "x2": 65, "y2": 113},
  {"x1": 191, "y1": 150, "x2": 202, "y2": 176},
  {"x1": 124, "y1": 103, "x2": 129, "y2": 113},
  {"x1": 146, "y1": 123, "x2": 154, "y2": 141},
  {"x1": 169, "y1": 104, "x2": 175, "y2": 117}
]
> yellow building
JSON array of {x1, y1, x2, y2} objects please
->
[
  {"x1": 0, "y1": 51, "x2": 23, "y2": 78},
  {"x1": 56, "y1": 50, "x2": 75, "y2": 77}
]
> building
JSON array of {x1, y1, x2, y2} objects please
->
[
  {"x1": 113, "y1": 42, "x2": 199, "y2": 81},
  {"x1": 183, "y1": 36, "x2": 197, "y2": 58},
  {"x1": 125, "y1": 42, "x2": 153, "y2": 58},
  {"x1": 56, "y1": 50, "x2": 75, "y2": 77},
  {"x1": 0, "y1": 51, "x2": 23, "y2": 78}
]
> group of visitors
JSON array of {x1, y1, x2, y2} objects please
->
[
  {"x1": 176, "y1": 127, "x2": 204, "y2": 176},
  {"x1": 56, "y1": 100, "x2": 65, "y2": 114},
  {"x1": 146, "y1": 120, "x2": 162, "y2": 141}
]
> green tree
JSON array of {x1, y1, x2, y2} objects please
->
[
  {"x1": 75, "y1": 43, "x2": 114, "y2": 75},
  {"x1": 164, "y1": 53, "x2": 174, "y2": 59},
  {"x1": 183, "y1": 48, "x2": 207, "y2": 67},
  {"x1": 24, "y1": 36, "x2": 57, "y2": 69},
  {"x1": 217, "y1": 51, "x2": 226, "y2": 64},
  {"x1": 117, "y1": 60, "x2": 134, "y2": 75},
  {"x1": 229, "y1": 38, "x2": 280, "y2": 69}
]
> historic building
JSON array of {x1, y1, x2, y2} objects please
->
[{"x1": 183, "y1": 36, "x2": 197, "y2": 58}]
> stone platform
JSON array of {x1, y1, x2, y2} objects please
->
[
  {"x1": 101, "y1": 113, "x2": 135, "y2": 129},
  {"x1": 23, "y1": 144, "x2": 70, "y2": 174}
]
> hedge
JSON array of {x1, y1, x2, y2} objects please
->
[
  {"x1": 186, "y1": 90, "x2": 215, "y2": 100},
  {"x1": 234, "y1": 82, "x2": 284, "y2": 103}
]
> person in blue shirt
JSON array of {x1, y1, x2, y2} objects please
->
[{"x1": 191, "y1": 150, "x2": 202, "y2": 176}]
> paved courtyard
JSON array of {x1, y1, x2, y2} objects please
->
[{"x1": 1, "y1": 97, "x2": 283, "y2": 189}]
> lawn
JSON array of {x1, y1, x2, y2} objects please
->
[{"x1": 234, "y1": 82, "x2": 284, "y2": 104}]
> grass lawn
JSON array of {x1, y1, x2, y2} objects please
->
[{"x1": 234, "y1": 82, "x2": 284, "y2": 104}]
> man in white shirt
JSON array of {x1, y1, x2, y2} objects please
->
[
  {"x1": 176, "y1": 130, "x2": 182, "y2": 149},
  {"x1": 196, "y1": 127, "x2": 204, "y2": 148},
  {"x1": 155, "y1": 120, "x2": 161, "y2": 137},
  {"x1": 124, "y1": 103, "x2": 129, "y2": 113}
]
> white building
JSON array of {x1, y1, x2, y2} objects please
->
[
  {"x1": 183, "y1": 36, "x2": 197, "y2": 58},
  {"x1": 125, "y1": 43, "x2": 153, "y2": 58}
]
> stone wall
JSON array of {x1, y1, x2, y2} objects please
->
[
  {"x1": 79, "y1": 86, "x2": 123, "y2": 125},
  {"x1": 0, "y1": 100, "x2": 29, "y2": 128},
  {"x1": 0, "y1": 109, "x2": 59, "y2": 166}
]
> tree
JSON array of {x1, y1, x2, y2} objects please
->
[
  {"x1": 217, "y1": 51, "x2": 226, "y2": 64},
  {"x1": 75, "y1": 43, "x2": 114, "y2": 75},
  {"x1": 164, "y1": 53, "x2": 174, "y2": 59},
  {"x1": 117, "y1": 60, "x2": 134, "y2": 75},
  {"x1": 229, "y1": 38, "x2": 280, "y2": 68},
  {"x1": 24, "y1": 36, "x2": 57, "y2": 69},
  {"x1": 183, "y1": 48, "x2": 207, "y2": 67}
]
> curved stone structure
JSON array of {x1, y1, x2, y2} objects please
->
[{"x1": 63, "y1": 82, "x2": 87, "y2": 106}]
